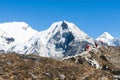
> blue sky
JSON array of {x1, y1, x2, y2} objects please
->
[{"x1": 0, "y1": 0, "x2": 120, "y2": 38}]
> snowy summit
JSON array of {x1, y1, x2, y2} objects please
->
[
  {"x1": 0, "y1": 22, "x2": 37, "y2": 52},
  {"x1": 96, "y1": 32, "x2": 114, "y2": 45},
  {"x1": 0, "y1": 21, "x2": 120, "y2": 58},
  {"x1": 9, "y1": 21, "x2": 95, "y2": 58}
]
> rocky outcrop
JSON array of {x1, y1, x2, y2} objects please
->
[{"x1": 64, "y1": 46, "x2": 120, "y2": 80}]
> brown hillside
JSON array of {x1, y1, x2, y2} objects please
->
[{"x1": 0, "y1": 53, "x2": 113, "y2": 80}]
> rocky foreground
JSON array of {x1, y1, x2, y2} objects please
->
[{"x1": 0, "y1": 46, "x2": 120, "y2": 80}]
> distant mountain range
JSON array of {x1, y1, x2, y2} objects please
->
[{"x1": 0, "y1": 21, "x2": 119, "y2": 58}]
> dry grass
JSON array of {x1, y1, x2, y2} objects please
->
[{"x1": 0, "y1": 52, "x2": 113, "y2": 80}]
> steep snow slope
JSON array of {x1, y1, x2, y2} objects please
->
[
  {"x1": 0, "y1": 22, "x2": 37, "y2": 44},
  {"x1": 0, "y1": 30, "x2": 14, "y2": 51},
  {"x1": 10, "y1": 21, "x2": 95, "y2": 58},
  {"x1": 0, "y1": 22, "x2": 37, "y2": 52}
]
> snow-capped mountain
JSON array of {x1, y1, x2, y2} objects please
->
[
  {"x1": 10, "y1": 21, "x2": 95, "y2": 58},
  {"x1": 96, "y1": 32, "x2": 120, "y2": 46},
  {"x1": 0, "y1": 22, "x2": 37, "y2": 52},
  {"x1": 0, "y1": 21, "x2": 120, "y2": 58},
  {"x1": 96, "y1": 32, "x2": 114, "y2": 45}
]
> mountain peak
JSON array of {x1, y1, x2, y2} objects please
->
[
  {"x1": 0, "y1": 22, "x2": 29, "y2": 29},
  {"x1": 11, "y1": 21, "x2": 95, "y2": 58},
  {"x1": 0, "y1": 21, "x2": 37, "y2": 50},
  {"x1": 98, "y1": 32, "x2": 114, "y2": 40},
  {"x1": 47, "y1": 21, "x2": 93, "y2": 40},
  {"x1": 48, "y1": 21, "x2": 81, "y2": 34},
  {"x1": 61, "y1": 21, "x2": 68, "y2": 30},
  {"x1": 96, "y1": 32, "x2": 114, "y2": 45},
  {"x1": 50, "y1": 21, "x2": 73, "y2": 28}
]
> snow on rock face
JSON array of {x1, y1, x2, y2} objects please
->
[
  {"x1": 0, "y1": 30, "x2": 14, "y2": 52},
  {"x1": 96, "y1": 32, "x2": 114, "y2": 45},
  {"x1": 0, "y1": 22, "x2": 37, "y2": 52},
  {"x1": 96, "y1": 32, "x2": 114, "y2": 41},
  {"x1": 111, "y1": 38, "x2": 120, "y2": 46},
  {"x1": 0, "y1": 22, "x2": 37, "y2": 44},
  {"x1": 96, "y1": 32, "x2": 120, "y2": 46},
  {"x1": 11, "y1": 21, "x2": 95, "y2": 58}
]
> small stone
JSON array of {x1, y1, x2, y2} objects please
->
[
  {"x1": 6, "y1": 61, "x2": 12, "y2": 65},
  {"x1": 29, "y1": 72, "x2": 37, "y2": 79},
  {"x1": 59, "y1": 74, "x2": 65, "y2": 80},
  {"x1": 45, "y1": 73, "x2": 50, "y2": 77}
]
